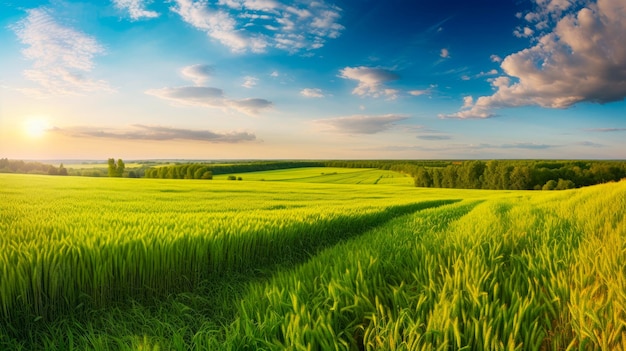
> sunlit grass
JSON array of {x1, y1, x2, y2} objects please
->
[
  {"x1": 1, "y1": 174, "x2": 624, "y2": 350},
  {"x1": 212, "y1": 167, "x2": 414, "y2": 185}
]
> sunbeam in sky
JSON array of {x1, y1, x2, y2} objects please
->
[{"x1": 1, "y1": 0, "x2": 625, "y2": 160}]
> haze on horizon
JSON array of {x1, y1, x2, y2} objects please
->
[{"x1": 1, "y1": 0, "x2": 625, "y2": 160}]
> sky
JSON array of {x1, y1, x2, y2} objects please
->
[{"x1": 1, "y1": 0, "x2": 625, "y2": 160}]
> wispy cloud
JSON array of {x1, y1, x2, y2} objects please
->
[
  {"x1": 339, "y1": 66, "x2": 400, "y2": 99},
  {"x1": 52, "y1": 124, "x2": 256, "y2": 143},
  {"x1": 112, "y1": 0, "x2": 159, "y2": 20},
  {"x1": 442, "y1": 0, "x2": 626, "y2": 119},
  {"x1": 148, "y1": 65, "x2": 272, "y2": 115},
  {"x1": 408, "y1": 84, "x2": 437, "y2": 97},
  {"x1": 575, "y1": 141, "x2": 604, "y2": 148},
  {"x1": 11, "y1": 8, "x2": 111, "y2": 96},
  {"x1": 181, "y1": 64, "x2": 214, "y2": 85},
  {"x1": 417, "y1": 135, "x2": 452, "y2": 141},
  {"x1": 313, "y1": 114, "x2": 408, "y2": 134},
  {"x1": 300, "y1": 88, "x2": 324, "y2": 98},
  {"x1": 242, "y1": 76, "x2": 258, "y2": 88},
  {"x1": 585, "y1": 128, "x2": 626, "y2": 133},
  {"x1": 170, "y1": 0, "x2": 343, "y2": 54},
  {"x1": 146, "y1": 86, "x2": 272, "y2": 115}
]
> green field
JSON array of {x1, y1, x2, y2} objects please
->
[
  {"x1": 1, "y1": 173, "x2": 625, "y2": 350},
  {"x1": 212, "y1": 167, "x2": 414, "y2": 185}
]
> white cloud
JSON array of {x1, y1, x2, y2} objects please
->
[
  {"x1": 513, "y1": 26, "x2": 535, "y2": 38},
  {"x1": 490, "y1": 54, "x2": 502, "y2": 62},
  {"x1": 300, "y1": 88, "x2": 324, "y2": 98},
  {"x1": 409, "y1": 90, "x2": 428, "y2": 96},
  {"x1": 181, "y1": 64, "x2": 214, "y2": 85},
  {"x1": 170, "y1": 0, "x2": 343, "y2": 54},
  {"x1": 112, "y1": 0, "x2": 159, "y2": 20},
  {"x1": 11, "y1": 8, "x2": 111, "y2": 96},
  {"x1": 270, "y1": 71, "x2": 279, "y2": 77},
  {"x1": 440, "y1": 48, "x2": 450, "y2": 58},
  {"x1": 409, "y1": 84, "x2": 436, "y2": 96},
  {"x1": 313, "y1": 114, "x2": 408, "y2": 134},
  {"x1": 442, "y1": 0, "x2": 626, "y2": 119},
  {"x1": 462, "y1": 96, "x2": 474, "y2": 108},
  {"x1": 339, "y1": 66, "x2": 400, "y2": 98},
  {"x1": 242, "y1": 76, "x2": 258, "y2": 88}
]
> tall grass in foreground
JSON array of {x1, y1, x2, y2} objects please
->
[
  {"x1": 2, "y1": 174, "x2": 624, "y2": 350},
  {"x1": 0, "y1": 174, "x2": 452, "y2": 331},
  {"x1": 209, "y1": 181, "x2": 626, "y2": 350}
]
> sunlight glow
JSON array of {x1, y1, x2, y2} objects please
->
[{"x1": 24, "y1": 118, "x2": 50, "y2": 138}]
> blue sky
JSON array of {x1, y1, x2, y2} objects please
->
[{"x1": 1, "y1": 0, "x2": 625, "y2": 160}]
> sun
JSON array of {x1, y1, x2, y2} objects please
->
[{"x1": 24, "y1": 118, "x2": 51, "y2": 138}]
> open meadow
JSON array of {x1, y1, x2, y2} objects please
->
[{"x1": 1, "y1": 171, "x2": 625, "y2": 350}]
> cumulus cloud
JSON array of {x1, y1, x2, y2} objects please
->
[
  {"x1": 442, "y1": 0, "x2": 626, "y2": 119},
  {"x1": 313, "y1": 114, "x2": 408, "y2": 134},
  {"x1": 170, "y1": 0, "x2": 343, "y2": 53},
  {"x1": 462, "y1": 96, "x2": 474, "y2": 108},
  {"x1": 11, "y1": 8, "x2": 111, "y2": 96},
  {"x1": 146, "y1": 85, "x2": 272, "y2": 115},
  {"x1": 300, "y1": 88, "x2": 324, "y2": 98},
  {"x1": 53, "y1": 124, "x2": 256, "y2": 143},
  {"x1": 181, "y1": 64, "x2": 214, "y2": 85},
  {"x1": 112, "y1": 0, "x2": 159, "y2": 20},
  {"x1": 339, "y1": 66, "x2": 400, "y2": 98},
  {"x1": 440, "y1": 48, "x2": 450, "y2": 58}
]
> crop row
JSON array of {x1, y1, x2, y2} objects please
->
[{"x1": 207, "y1": 181, "x2": 626, "y2": 350}]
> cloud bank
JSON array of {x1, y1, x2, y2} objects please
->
[
  {"x1": 170, "y1": 0, "x2": 344, "y2": 54},
  {"x1": 314, "y1": 114, "x2": 408, "y2": 134},
  {"x1": 11, "y1": 8, "x2": 111, "y2": 96},
  {"x1": 53, "y1": 124, "x2": 256, "y2": 143},
  {"x1": 443, "y1": 0, "x2": 626, "y2": 119}
]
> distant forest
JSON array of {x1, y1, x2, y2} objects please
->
[{"x1": 2, "y1": 158, "x2": 625, "y2": 190}]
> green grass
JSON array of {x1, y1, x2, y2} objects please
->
[
  {"x1": 1, "y1": 173, "x2": 624, "y2": 350},
  {"x1": 212, "y1": 167, "x2": 414, "y2": 186}
]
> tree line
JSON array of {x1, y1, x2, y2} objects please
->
[
  {"x1": 412, "y1": 160, "x2": 626, "y2": 190},
  {"x1": 0, "y1": 158, "x2": 67, "y2": 176},
  {"x1": 144, "y1": 161, "x2": 326, "y2": 179}
]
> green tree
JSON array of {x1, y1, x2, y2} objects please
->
[
  {"x1": 116, "y1": 159, "x2": 125, "y2": 177},
  {"x1": 107, "y1": 158, "x2": 117, "y2": 177},
  {"x1": 542, "y1": 180, "x2": 557, "y2": 190},
  {"x1": 58, "y1": 163, "x2": 68, "y2": 176}
]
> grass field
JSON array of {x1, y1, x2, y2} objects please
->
[
  {"x1": 212, "y1": 167, "x2": 414, "y2": 185},
  {"x1": 1, "y1": 173, "x2": 625, "y2": 350}
]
